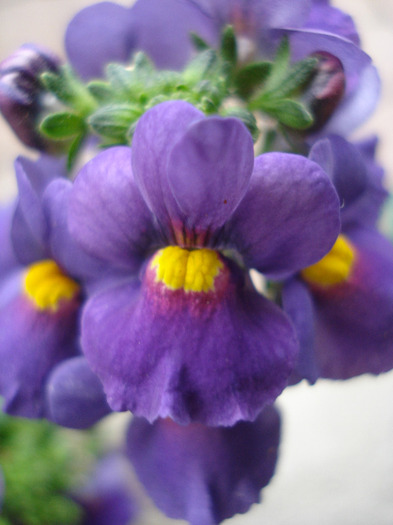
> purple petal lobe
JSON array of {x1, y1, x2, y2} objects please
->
[
  {"x1": 310, "y1": 228, "x2": 393, "y2": 379},
  {"x1": 167, "y1": 116, "x2": 254, "y2": 232},
  {"x1": 0, "y1": 202, "x2": 20, "y2": 279},
  {"x1": 65, "y1": 2, "x2": 135, "y2": 80},
  {"x1": 0, "y1": 287, "x2": 79, "y2": 418},
  {"x1": 46, "y1": 356, "x2": 111, "y2": 429},
  {"x1": 75, "y1": 454, "x2": 137, "y2": 525},
  {"x1": 127, "y1": 406, "x2": 281, "y2": 524},
  {"x1": 132, "y1": 100, "x2": 204, "y2": 231},
  {"x1": 70, "y1": 146, "x2": 156, "y2": 272},
  {"x1": 281, "y1": 277, "x2": 319, "y2": 384},
  {"x1": 228, "y1": 152, "x2": 340, "y2": 277},
  {"x1": 130, "y1": 0, "x2": 216, "y2": 69},
  {"x1": 11, "y1": 155, "x2": 65, "y2": 264},
  {"x1": 82, "y1": 262, "x2": 297, "y2": 426}
]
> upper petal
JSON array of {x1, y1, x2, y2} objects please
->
[
  {"x1": 11, "y1": 155, "x2": 66, "y2": 264},
  {"x1": 227, "y1": 152, "x2": 340, "y2": 277},
  {"x1": 65, "y1": 2, "x2": 135, "y2": 80},
  {"x1": 167, "y1": 116, "x2": 254, "y2": 234},
  {"x1": 131, "y1": 100, "x2": 204, "y2": 232},
  {"x1": 69, "y1": 146, "x2": 156, "y2": 273}
]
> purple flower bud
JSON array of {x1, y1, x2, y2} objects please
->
[
  {"x1": 0, "y1": 43, "x2": 61, "y2": 149},
  {"x1": 303, "y1": 51, "x2": 346, "y2": 131}
]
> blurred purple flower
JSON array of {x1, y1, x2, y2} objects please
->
[
  {"x1": 127, "y1": 405, "x2": 280, "y2": 524},
  {"x1": 282, "y1": 135, "x2": 393, "y2": 381},
  {"x1": 75, "y1": 454, "x2": 138, "y2": 525},
  {"x1": 0, "y1": 155, "x2": 110, "y2": 423},
  {"x1": 69, "y1": 100, "x2": 340, "y2": 425},
  {"x1": 0, "y1": 44, "x2": 61, "y2": 150},
  {"x1": 65, "y1": 0, "x2": 379, "y2": 133}
]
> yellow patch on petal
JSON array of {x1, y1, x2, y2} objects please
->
[
  {"x1": 24, "y1": 259, "x2": 80, "y2": 311},
  {"x1": 301, "y1": 234, "x2": 355, "y2": 288},
  {"x1": 151, "y1": 246, "x2": 223, "y2": 292}
]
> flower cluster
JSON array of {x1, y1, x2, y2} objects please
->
[{"x1": 0, "y1": 1, "x2": 392, "y2": 523}]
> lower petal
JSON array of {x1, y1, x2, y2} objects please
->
[
  {"x1": 0, "y1": 283, "x2": 79, "y2": 417},
  {"x1": 81, "y1": 265, "x2": 297, "y2": 426},
  {"x1": 127, "y1": 406, "x2": 281, "y2": 525}
]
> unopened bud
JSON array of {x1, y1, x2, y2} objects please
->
[{"x1": 0, "y1": 44, "x2": 61, "y2": 150}]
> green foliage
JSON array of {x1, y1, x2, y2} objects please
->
[
  {"x1": 40, "y1": 112, "x2": 84, "y2": 140},
  {"x1": 35, "y1": 28, "x2": 325, "y2": 161},
  {"x1": 0, "y1": 412, "x2": 98, "y2": 525}
]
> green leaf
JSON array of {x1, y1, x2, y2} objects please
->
[
  {"x1": 234, "y1": 61, "x2": 272, "y2": 98},
  {"x1": 67, "y1": 132, "x2": 86, "y2": 171},
  {"x1": 106, "y1": 64, "x2": 135, "y2": 97},
  {"x1": 39, "y1": 112, "x2": 83, "y2": 139},
  {"x1": 183, "y1": 49, "x2": 219, "y2": 83},
  {"x1": 41, "y1": 66, "x2": 96, "y2": 115},
  {"x1": 267, "y1": 56, "x2": 318, "y2": 99},
  {"x1": 263, "y1": 36, "x2": 290, "y2": 92},
  {"x1": 190, "y1": 32, "x2": 210, "y2": 51},
  {"x1": 87, "y1": 80, "x2": 114, "y2": 103},
  {"x1": 220, "y1": 25, "x2": 237, "y2": 66},
  {"x1": 40, "y1": 70, "x2": 75, "y2": 106},
  {"x1": 221, "y1": 107, "x2": 259, "y2": 141},
  {"x1": 88, "y1": 104, "x2": 141, "y2": 140},
  {"x1": 262, "y1": 99, "x2": 314, "y2": 129}
]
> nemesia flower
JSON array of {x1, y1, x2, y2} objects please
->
[
  {"x1": 282, "y1": 135, "x2": 393, "y2": 381},
  {"x1": 75, "y1": 454, "x2": 138, "y2": 525},
  {"x1": 127, "y1": 405, "x2": 280, "y2": 524},
  {"x1": 0, "y1": 155, "x2": 109, "y2": 420},
  {"x1": 65, "y1": 0, "x2": 379, "y2": 134},
  {"x1": 0, "y1": 43, "x2": 61, "y2": 150},
  {"x1": 69, "y1": 100, "x2": 340, "y2": 425}
]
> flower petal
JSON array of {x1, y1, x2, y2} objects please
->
[
  {"x1": 69, "y1": 146, "x2": 156, "y2": 272},
  {"x1": 0, "y1": 202, "x2": 19, "y2": 279},
  {"x1": 81, "y1": 269, "x2": 297, "y2": 426},
  {"x1": 281, "y1": 277, "x2": 319, "y2": 384},
  {"x1": 131, "y1": 100, "x2": 204, "y2": 231},
  {"x1": 227, "y1": 152, "x2": 340, "y2": 277},
  {"x1": 46, "y1": 356, "x2": 111, "y2": 429},
  {"x1": 167, "y1": 116, "x2": 254, "y2": 233},
  {"x1": 309, "y1": 227, "x2": 393, "y2": 379},
  {"x1": 130, "y1": 0, "x2": 216, "y2": 69},
  {"x1": 127, "y1": 406, "x2": 280, "y2": 525},
  {"x1": 11, "y1": 155, "x2": 66, "y2": 264},
  {"x1": 65, "y1": 2, "x2": 135, "y2": 80},
  {"x1": 0, "y1": 284, "x2": 79, "y2": 417},
  {"x1": 309, "y1": 135, "x2": 387, "y2": 229}
]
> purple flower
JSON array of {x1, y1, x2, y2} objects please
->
[
  {"x1": 69, "y1": 100, "x2": 340, "y2": 425},
  {"x1": 0, "y1": 155, "x2": 110, "y2": 422},
  {"x1": 282, "y1": 135, "x2": 393, "y2": 381},
  {"x1": 0, "y1": 44, "x2": 61, "y2": 150},
  {"x1": 127, "y1": 405, "x2": 280, "y2": 524},
  {"x1": 65, "y1": 0, "x2": 379, "y2": 133},
  {"x1": 75, "y1": 454, "x2": 138, "y2": 525}
]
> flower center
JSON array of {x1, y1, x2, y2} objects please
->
[
  {"x1": 24, "y1": 259, "x2": 80, "y2": 311},
  {"x1": 151, "y1": 246, "x2": 223, "y2": 293},
  {"x1": 301, "y1": 234, "x2": 355, "y2": 288}
]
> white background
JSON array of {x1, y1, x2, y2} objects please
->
[{"x1": 1, "y1": 1, "x2": 393, "y2": 524}]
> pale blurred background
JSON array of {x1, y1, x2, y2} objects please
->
[{"x1": 1, "y1": 1, "x2": 393, "y2": 524}]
